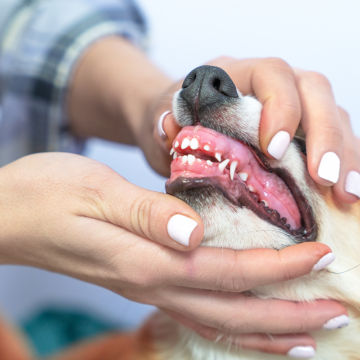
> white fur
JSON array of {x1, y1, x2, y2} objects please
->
[{"x1": 156, "y1": 87, "x2": 360, "y2": 359}]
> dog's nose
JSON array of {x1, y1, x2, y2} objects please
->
[{"x1": 180, "y1": 65, "x2": 238, "y2": 120}]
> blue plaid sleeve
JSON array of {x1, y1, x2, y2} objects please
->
[{"x1": 0, "y1": 0, "x2": 147, "y2": 166}]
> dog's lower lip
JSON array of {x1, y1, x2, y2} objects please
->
[{"x1": 166, "y1": 126, "x2": 317, "y2": 241}]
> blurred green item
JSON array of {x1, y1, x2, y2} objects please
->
[{"x1": 21, "y1": 308, "x2": 120, "y2": 358}]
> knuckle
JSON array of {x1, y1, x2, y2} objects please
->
[
  {"x1": 220, "y1": 315, "x2": 250, "y2": 333},
  {"x1": 281, "y1": 101, "x2": 302, "y2": 123},
  {"x1": 302, "y1": 71, "x2": 331, "y2": 88},
  {"x1": 219, "y1": 251, "x2": 248, "y2": 292},
  {"x1": 263, "y1": 57, "x2": 291, "y2": 70},
  {"x1": 129, "y1": 193, "x2": 157, "y2": 239}
]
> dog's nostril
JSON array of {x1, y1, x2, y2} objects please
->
[{"x1": 213, "y1": 78, "x2": 220, "y2": 91}]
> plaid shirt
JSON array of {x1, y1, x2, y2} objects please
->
[{"x1": 0, "y1": 0, "x2": 147, "y2": 166}]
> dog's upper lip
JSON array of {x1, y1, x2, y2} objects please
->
[{"x1": 166, "y1": 125, "x2": 317, "y2": 241}]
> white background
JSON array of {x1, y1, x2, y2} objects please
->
[{"x1": 0, "y1": 0, "x2": 359, "y2": 328}]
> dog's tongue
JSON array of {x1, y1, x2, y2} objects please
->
[{"x1": 167, "y1": 126, "x2": 301, "y2": 230}]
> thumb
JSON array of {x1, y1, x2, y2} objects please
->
[{"x1": 98, "y1": 174, "x2": 204, "y2": 251}]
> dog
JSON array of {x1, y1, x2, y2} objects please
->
[{"x1": 1, "y1": 65, "x2": 360, "y2": 359}]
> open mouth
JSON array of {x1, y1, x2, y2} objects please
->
[{"x1": 166, "y1": 125, "x2": 317, "y2": 241}]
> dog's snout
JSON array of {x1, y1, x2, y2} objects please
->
[{"x1": 180, "y1": 65, "x2": 238, "y2": 121}]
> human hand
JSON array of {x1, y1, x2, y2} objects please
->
[
  {"x1": 0, "y1": 153, "x2": 346, "y2": 357},
  {"x1": 149, "y1": 57, "x2": 360, "y2": 204}
]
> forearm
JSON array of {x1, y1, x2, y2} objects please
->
[{"x1": 69, "y1": 36, "x2": 173, "y2": 146}]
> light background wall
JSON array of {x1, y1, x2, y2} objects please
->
[{"x1": 0, "y1": 0, "x2": 359, "y2": 328}]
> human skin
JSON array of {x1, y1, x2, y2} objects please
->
[{"x1": 5, "y1": 35, "x2": 347, "y2": 356}]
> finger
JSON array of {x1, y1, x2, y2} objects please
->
[
  {"x1": 164, "y1": 310, "x2": 316, "y2": 356},
  {"x1": 80, "y1": 172, "x2": 204, "y2": 251},
  {"x1": 333, "y1": 107, "x2": 360, "y2": 203},
  {"x1": 294, "y1": 69, "x2": 343, "y2": 186},
  {"x1": 158, "y1": 288, "x2": 347, "y2": 334},
  {"x1": 160, "y1": 242, "x2": 333, "y2": 291},
  {"x1": 207, "y1": 57, "x2": 302, "y2": 160},
  {"x1": 252, "y1": 58, "x2": 302, "y2": 160}
]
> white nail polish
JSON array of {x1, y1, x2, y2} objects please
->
[
  {"x1": 345, "y1": 171, "x2": 360, "y2": 198},
  {"x1": 318, "y1": 152, "x2": 340, "y2": 183},
  {"x1": 312, "y1": 253, "x2": 335, "y2": 271},
  {"x1": 267, "y1": 131, "x2": 291, "y2": 160},
  {"x1": 167, "y1": 215, "x2": 198, "y2": 246},
  {"x1": 157, "y1": 111, "x2": 171, "y2": 140},
  {"x1": 287, "y1": 346, "x2": 315, "y2": 358},
  {"x1": 323, "y1": 314, "x2": 349, "y2": 330}
]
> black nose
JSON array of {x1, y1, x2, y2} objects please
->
[{"x1": 180, "y1": 65, "x2": 238, "y2": 118}]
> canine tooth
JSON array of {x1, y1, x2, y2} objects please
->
[
  {"x1": 174, "y1": 141, "x2": 179, "y2": 148},
  {"x1": 248, "y1": 185, "x2": 255, "y2": 192},
  {"x1": 197, "y1": 158, "x2": 202, "y2": 163},
  {"x1": 204, "y1": 145, "x2": 210, "y2": 151},
  {"x1": 218, "y1": 159, "x2": 230, "y2": 173},
  {"x1": 206, "y1": 160, "x2": 213, "y2": 166},
  {"x1": 239, "y1": 172, "x2": 248, "y2": 181},
  {"x1": 173, "y1": 152, "x2": 178, "y2": 159},
  {"x1": 170, "y1": 148, "x2": 175, "y2": 155},
  {"x1": 181, "y1": 138, "x2": 191, "y2": 149},
  {"x1": 261, "y1": 200, "x2": 268, "y2": 207},
  {"x1": 190, "y1": 138, "x2": 199, "y2": 150},
  {"x1": 215, "y1": 152, "x2": 222, "y2": 162},
  {"x1": 230, "y1": 161, "x2": 238, "y2": 180},
  {"x1": 188, "y1": 154, "x2": 195, "y2": 165},
  {"x1": 181, "y1": 155, "x2": 188, "y2": 164}
]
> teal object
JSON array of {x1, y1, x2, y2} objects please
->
[{"x1": 21, "y1": 308, "x2": 120, "y2": 358}]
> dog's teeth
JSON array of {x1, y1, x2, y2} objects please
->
[
  {"x1": 181, "y1": 155, "x2": 188, "y2": 164},
  {"x1": 173, "y1": 152, "x2": 178, "y2": 159},
  {"x1": 230, "y1": 161, "x2": 238, "y2": 180},
  {"x1": 215, "y1": 152, "x2": 222, "y2": 162},
  {"x1": 174, "y1": 141, "x2": 179, "y2": 148},
  {"x1": 204, "y1": 145, "x2": 210, "y2": 151},
  {"x1": 181, "y1": 138, "x2": 191, "y2": 149},
  {"x1": 197, "y1": 158, "x2": 202, "y2": 163},
  {"x1": 206, "y1": 160, "x2": 213, "y2": 166},
  {"x1": 271, "y1": 210, "x2": 280, "y2": 220},
  {"x1": 286, "y1": 224, "x2": 291, "y2": 229},
  {"x1": 239, "y1": 172, "x2": 248, "y2": 181},
  {"x1": 261, "y1": 200, "x2": 268, "y2": 207},
  {"x1": 280, "y1": 217, "x2": 287, "y2": 224},
  {"x1": 170, "y1": 148, "x2": 175, "y2": 155},
  {"x1": 188, "y1": 154, "x2": 195, "y2": 165},
  {"x1": 190, "y1": 138, "x2": 199, "y2": 150},
  {"x1": 218, "y1": 159, "x2": 230, "y2": 173},
  {"x1": 248, "y1": 185, "x2": 255, "y2": 192}
]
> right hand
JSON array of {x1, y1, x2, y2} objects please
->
[{"x1": 0, "y1": 152, "x2": 346, "y2": 357}]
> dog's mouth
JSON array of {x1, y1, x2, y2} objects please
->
[{"x1": 166, "y1": 125, "x2": 316, "y2": 241}]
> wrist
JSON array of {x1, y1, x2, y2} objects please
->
[{"x1": 69, "y1": 36, "x2": 172, "y2": 145}]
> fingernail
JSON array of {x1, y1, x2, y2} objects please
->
[
  {"x1": 167, "y1": 214, "x2": 198, "y2": 246},
  {"x1": 312, "y1": 252, "x2": 335, "y2": 271},
  {"x1": 157, "y1": 111, "x2": 170, "y2": 140},
  {"x1": 287, "y1": 346, "x2": 315, "y2": 358},
  {"x1": 318, "y1": 152, "x2": 340, "y2": 183},
  {"x1": 345, "y1": 171, "x2": 360, "y2": 198},
  {"x1": 323, "y1": 314, "x2": 349, "y2": 330},
  {"x1": 267, "y1": 131, "x2": 291, "y2": 160}
]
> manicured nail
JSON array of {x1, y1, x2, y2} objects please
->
[
  {"x1": 312, "y1": 252, "x2": 335, "y2": 271},
  {"x1": 157, "y1": 111, "x2": 170, "y2": 140},
  {"x1": 323, "y1": 314, "x2": 349, "y2": 330},
  {"x1": 345, "y1": 171, "x2": 360, "y2": 198},
  {"x1": 167, "y1": 214, "x2": 198, "y2": 246},
  {"x1": 267, "y1": 131, "x2": 291, "y2": 160},
  {"x1": 287, "y1": 346, "x2": 315, "y2": 358},
  {"x1": 318, "y1": 152, "x2": 340, "y2": 183}
]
